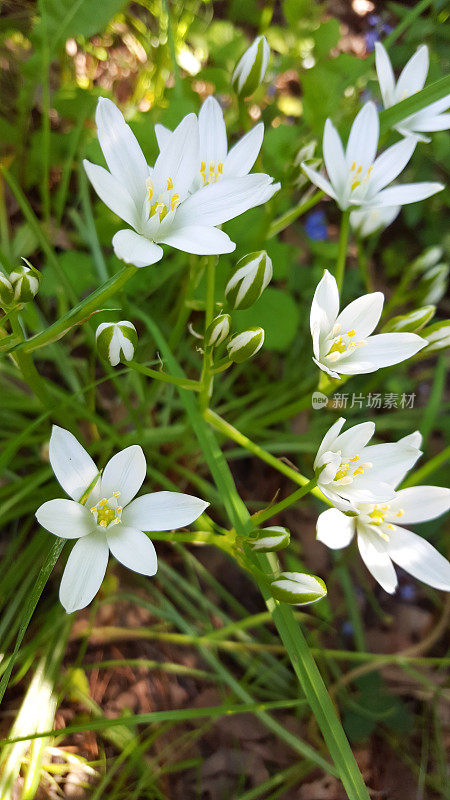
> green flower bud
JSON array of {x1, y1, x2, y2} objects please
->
[
  {"x1": 96, "y1": 321, "x2": 137, "y2": 366},
  {"x1": 417, "y1": 264, "x2": 448, "y2": 305},
  {"x1": 249, "y1": 526, "x2": 290, "y2": 553},
  {"x1": 225, "y1": 251, "x2": 272, "y2": 310},
  {"x1": 227, "y1": 327, "x2": 264, "y2": 363},
  {"x1": 0, "y1": 273, "x2": 14, "y2": 307},
  {"x1": 383, "y1": 305, "x2": 436, "y2": 334},
  {"x1": 9, "y1": 260, "x2": 41, "y2": 303},
  {"x1": 420, "y1": 320, "x2": 450, "y2": 354},
  {"x1": 410, "y1": 246, "x2": 443, "y2": 277},
  {"x1": 205, "y1": 314, "x2": 231, "y2": 347},
  {"x1": 232, "y1": 35, "x2": 270, "y2": 98},
  {"x1": 270, "y1": 572, "x2": 327, "y2": 606}
]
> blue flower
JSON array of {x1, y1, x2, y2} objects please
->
[{"x1": 305, "y1": 209, "x2": 327, "y2": 241}]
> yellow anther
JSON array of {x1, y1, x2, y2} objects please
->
[
  {"x1": 349, "y1": 455, "x2": 360, "y2": 462},
  {"x1": 347, "y1": 329, "x2": 356, "y2": 337},
  {"x1": 353, "y1": 466, "x2": 365, "y2": 476},
  {"x1": 170, "y1": 193, "x2": 180, "y2": 211},
  {"x1": 218, "y1": 162, "x2": 223, "y2": 174},
  {"x1": 386, "y1": 523, "x2": 394, "y2": 530},
  {"x1": 367, "y1": 165, "x2": 373, "y2": 175},
  {"x1": 99, "y1": 520, "x2": 107, "y2": 527},
  {"x1": 90, "y1": 506, "x2": 97, "y2": 513},
  {"x1": 335, "y1": 464, "x2": 350, "y2": 481},
  {"x1": 166, "y1": 177, "x2": 173, "y2": 191},
  {"x1": 328, "y1": 336, "x2": 347, "y2": 356},
  {"x1": 98, "y1": 498, "x2": 107, "y2": 506},
  {"x1": 146, "y1": 178, "x2": 154, "y2": 200},
  {"x1": 356, "y1": 165, "x2": 362, "y2": 174},
  {"x1": 396, "y1": 509, "x2": 404, "y2": 517},
  {"x1": 351, "y1": 180, "x2": 361, "y2": 191},
  {"x1": 351, "y1": 161, "x2": 356, "y2": 171},
  {"x1": 113, "y1": 491, "x2": 121, "y2": 498},
  {"x1": 209, "y1": 162, "x2": 215, "y2": 174},
  {"x1": 116, "y1": 506, "x2": 122, "y2": 513},
  {"x1": 200, "y1": 161, "x2": 206, "y2": 173}
]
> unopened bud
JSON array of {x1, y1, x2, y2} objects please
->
[
  {"x1": 417, "y1": 264, "x2": 448, "y2": 305},
  {"x1": 205, "y1": 314, "x2": 231, "y2": 347},
  {"x1": 227, "y1": 327, "x2": 264, "y2": 363},
  {"x1": 383, "y1": 305, "x2": 436, "y2": 334},
  {"x1": 9, "y1": 260, "x2": 40, "y2": 303},
  {"x1": 0, "y1": 273, "x2": 14, "y2": 307},
  {"x1": 96, "y1": 321, "x2": 137, "y2": 366},
  {"x1": 410, "y1": 246, "x2": 443, "y2": 277},
  {"x1": 232, "y1": 35, "x2": 270, "y2": 98},
  {"x1": 225, "y1": 251, "x2": 272, "y2": 310},
  {"x1": 270, "y1": 572, "x2": 327, "y2": 606},
  {"x1": 249, "y1": 526, "x2": 290, "y2": 553},
  {"x1": 350, "y1": 205, "x2": 400, "y2": 238},
  {"x1": 420, "y1": 320, "x2": 450, "y2": 354}
]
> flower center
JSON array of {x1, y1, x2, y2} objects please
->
[
  {"x1": 200, "y1": 160, "x2": 223, "y2": 186},
  {"x1": 349, "y1": 161, "x2": 373, "y2": 192},
  {"x1": 146, "y1": 177, "x2": 180, "y2": 221},
  {"x1": 367, "y1": 504, "x2": 404, "y2": 540},
  {"x1": 334, "y1": 453, "x2": 372, "y2": 485},
  {"x1": 326, "y1": 324, "x2": 366, "y2": 362},
  {"x1": 90, "y1": 491, "x2": 122, "y2": 528}
]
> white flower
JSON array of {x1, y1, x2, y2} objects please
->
[
  {"x1": 350, "y1": 205, "x2": 400, "y2": 238},
  {"x1": 375, "y1": 42, "x2": 450, "y2": 142},
  {"x1": 301, "y1": 101, "x2": 444, "y2": 211},
  {"x1": 96, "y1": 321, "x2": 137, "y2": 366},
  {"x1": 36, "y1": 426, "x2": 209, "y2": 613},
  {"x1": 83, "y1": 98, "x2": 279, "y2": 268},
  {"x1": 314, "y1": 419, "x2": 422, "y2": 514},
  {"x1": 232, "y1": 35, "x2": 270, "y2": 97},
  {"x1": 317, "y1": 485, "x2": 450, "y2": 594},
  {"x1": 310, "y1": 270, "x2": 425, "y2": 378},
  {"x1": 155, "y1": 96, "x2": 272, "y2": 194}
]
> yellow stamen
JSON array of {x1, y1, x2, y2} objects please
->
[
  {"x1": 347, "y1": 329, "x2": 356, "y2": 337},
  {"x1": 218, "y1": 162, "x2": 223, "y2": 174},
  {"x1": 396, "y1": 509, "x2": 404, "y2": 517},
  {"x1": 351, "y1": 180, "x2": 361, "y2": 191},
  {"x1": 170, "y1": 193, "x2": 180, "y2": 211},
  {"x1": 349, "y1": 455, "x2": 360, "y2": 462},
  {"x1": 166, "y1": 177, "x2": 173, "y2": 190}
]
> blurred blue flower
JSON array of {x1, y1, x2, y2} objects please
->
[
  {"x1": 305, "y1": 209, "x2": 327, "y2": 241},
  {"x1": 399, "y1": 584, "x2": 416, "y2": 602},
  {"x1": 365, "y1": 30, "x2": 379, "y2": 53},
  {"x1": 341, "y1": 621, "x2": 354, "y2": 637}
]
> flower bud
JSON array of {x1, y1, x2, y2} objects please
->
[
  {"x1": 416, "y1": 264, "x2": 448, "y2": 305},
  {"x1": 270, "y1": 572, "x2": 327, "y2": 606},
  {"x1": 227, "y1": 327, "x2": 264, "y2": 363},
  {"x1": 410, "y1": 246, "x2": 443, "y2": 277},
  {"x1": 9, "y1": 260, "x2": 41, "y2": 303},
  {"x1": 96, "y1": 321, "x2": 137, "y2": 366},
  {"x1": 225, "y1": 251, "x2": 272, "y2": 310},
  {"x1": 420, "y1": 320, "x2": 450, "y2": 354},
  {"x1": 0, "y1": 273, "x2": 14, "y2": 307},
  {"x1": 383, "y1": 305, "x2": 436, "y2": 334},
  {"x1": 205, "y1": 314, "x2": 231, "y2": 347},
  {"x1": 232, "y1": 35, "x2": 270, "y2": 98},
  {"x1": 249, "y1": 526, "x2": 290, "y2": 553}
]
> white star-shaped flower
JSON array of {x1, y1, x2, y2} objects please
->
[
  {"x1": 375, "y1": 42, "x2": 450, "y2": 142},
  {"x1": 36, "y1": 426, "x2": 209, "y2": 613},
  {"x1": 310, "y1": 270, "x2": 425, "y2": 378}
]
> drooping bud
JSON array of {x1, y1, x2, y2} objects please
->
[
  {"x1": 205, "y1": 314, "x2": 231, "y2": 347},
  {"x1": 383, "y1": 305, "x2": 436, "y2": 334},
  {"x1": 270, "y1": 572, "x2": 327, "y2": 606},
  {"x1": 419, "y1": 320, "x2": 450, "y2": 354},
  {"x1": 225, "y1": 251, "x2": 272, "y2": 310},
  {"x1": 9, "y1": 260, "x2": 41, "y2": 303},
  {"x1": 227, "y1": 327, "x2": 264, "y2": 363},
  {"x1": 249, "y1": 526, "x2": 290, "y2": 553},
  {"x1": 96, "y1": 321, "x2": 137, "y2": 366},
  {"x1": 232, "y1": 35, "x2": 270, "y2": 98},
  {"x1": 0, "y1": 273, "x2": 14, "y2": 307}
]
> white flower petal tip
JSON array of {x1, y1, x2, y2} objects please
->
[
  {"x1": 271, "y1": 572, "x2": 327, "y2": 605},
  {"x1": 59, "y1": 532, "x2": 109, "y2": 614},
  {"x1": 316, "y1": 508, "x2": 355, "y2": 550},
  {"x1": 123, "y1": 492, "x2": 209, "y2": 531},
  {"x1": 49, "y1": 426, "x2": 98, "y2": 502}
]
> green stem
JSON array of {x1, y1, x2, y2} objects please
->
[
  {"x1": 204, "y1": 408, "x2": 325, "y2": 501},
  {"x1": 356, "y1": 238, "x2": 372, "y2": 292},
  {"x1": 402, "y1": 445, "x2": 450, "y2": 488},
  {"x1": 127, "y1": 360, "x2": 201, "y2": 392},
  {"x1": 251, "y1": 479, "x2": 318, "y2": 526},
  {"x1": 9, "y1": 311, "x2": 52, "y2": 409},
  {"x1": 335, "y1": 210, "x2": 350, "y2": 293},
  {"x1": 267, "y1": 191, "x2": 324, "y2": 239},
  {"x1": 199, "y1": 255, "x2": 216, "y2": 410},
  {"x1": 7, "y1": 265, "x2": 137, "y2": 355}
]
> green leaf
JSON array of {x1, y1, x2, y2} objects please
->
[
  {"x1": 36, "y1": 0, "x2": 128, "y2": 51},
  {"x1": 379, "y1": 75, "x2": 450, "y2": 133},
  {"x1": 233, "y1": 287, "x2": 300, "y2": 352}
]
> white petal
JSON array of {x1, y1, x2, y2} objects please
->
[
  {"x1": 357, "y1": 527, "x2": 398, "y2": 593},
  {"x1": 410, "y1": 113, "x2": 450, "y2": 133},
  {"x1": 350, "y1": 205, "x2": 400, "y2": 238},
  {"x1": 152, "y1": 113, "x2": 199, "y2": 199},
  {"x1": 160, "y1": 225, "x2": 235, "y2": 255},
  {"x1": 59, "y1": 532, "x2": 109, "y2": 613},
  {"x1": 386, "y1": 525, "x2": 450, "y2": 591},
  {"x1": 335, "y1": 292, "x2": 384, "y2": 339},
  {"x1": 301, "y1": 163, "x2": 336, "y2": 199},
  {"x1": 106, "y1": 525, "x2": 157, "y2": 576},
  {"x1": 95, "y1": 97, "x2": 148, "y2": 204},
  {"x1": 362, "y1": 441, "x2": 421, "y2": 487},
  {"x1": 411, "y1": 95, "x2": 450, "y2": 119},
  {"x1": 36, "y1": 499, "x2": 96, "y2": 539},
  {"x1": 175, "y1": 174, "x2": 280, "y2": 227},
  {"x1": 355, "y1": 332, "x2": 426, "y2": 367},
  {"x1": 323, "y1": 119, "x2": 347, "y2": 195},
  {"x1": 371, "y1": 183, "x2": 444, "y2": 208},
  {"x1": 49, "y1": 426, "x2": 98, "y2": 502},
  {"x1": 333, "y1": 421, "x2": 375, "y2": 458},
  {"x1": 395, "y1": 45, "x2": 429, "y2": 102},
  {"x1": 224, "y1": 123, "x2": 264, "y2": 177},
  {"x1": 375, "y1": 42, "x2": 396, "y2": 108},
  {"x1": 346, "y1": 102, "x2": 379, "y2": 171},
  {"x1": 122, "y1": 491, "x2": 209, "y2": 531},
  {"x1": 198, "y1": 96, "x2": 228, "y2": 167},
  {"x1": 112, "y1": 230, "x2": 163, "y2": 268},
  {"x1": 310, "y1": 269, "x2": 340, "y2": 340},
  {"x1": 101, "y1": 445, "x2": 146, "y2": 507},
  {"x1": 154, "y1": 122, "x2": 172, "y2": 151},
  {"x1": 369, "y1": 137, "x2": 416, "y2": 196},
  {"x1": 314, "y1": 417, "x2": 346, "y2": 466},
  {"x1": 386, "y1": 486, "x2": 450, "y2": 524},
  {"x1": 83, "y1": 160, "x2": 138, "y2": 228},
  {"x1": 316, "y1": 508, "x2": 355, "y2": 549}
]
